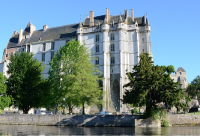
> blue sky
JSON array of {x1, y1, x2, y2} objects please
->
[{"x1": 0, "y1": 0, "x2": 199, "y2": 83}]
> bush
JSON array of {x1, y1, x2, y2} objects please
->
[
  {"x1": 131, "y1": 108, "x2": 139, "y2": 115},
  {"x1": 161, "y1": 120, "x2": 169, "y2": 127},
  {"x1": 144, "y1": 108, "x2": 160, "y2": 119}
]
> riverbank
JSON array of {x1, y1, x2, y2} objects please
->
[
  {"x1": 1, "y1": 114, "x2": 200, "y2": 127},
  {"x1": 167, "y1": 114, "x2": 200, "y2": 126},
  {"x1": 0, "y1": 114, "x2": 144, "y2": 127}
]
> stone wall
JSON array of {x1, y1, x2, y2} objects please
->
[
  {"x1": 167, "y1": 114, "x2": 200, "y2": 126},
  {"x1": 0, "y1": 114, "x2": 144, "y2": 127}
]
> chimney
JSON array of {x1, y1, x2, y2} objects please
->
[
  {"x1": 124, "y1": 10, "x2": 129, "y2": 19},
  {"x1": 131, "y1": 9, "x2": 134, "y2": 21},
  {"x1": 13, "y1": 31, "x2": 18, "y2": 36},
  {"x1": 90, "y1": 11, "x2": 94, "y2": 27},
  {"x1": 43, "y1": 25, "x2": 49, "y2": 31},
  {"x1": 30, "y1": 23, "x2": 36, "y2": 36},
  {"x1": 106, "y1": 8, "x2": 110, "y2": 22},
  {"x1": 18, "y1": 29, "x2": 23, "y2": 43}
]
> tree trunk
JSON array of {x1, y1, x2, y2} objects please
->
[
  {"x1": 82, "y1": 102, "x2": 85, "y2": 115},
  {"x1": 23, "y1": 107, "x2": 29, "y2": 114},
  {"x1": 69, "y1": 106, "x2": 73, "y2": 115}
]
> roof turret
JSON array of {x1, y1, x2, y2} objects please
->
[{"x1": 118, "y1": 14, "x2": 123, "y2": 23}]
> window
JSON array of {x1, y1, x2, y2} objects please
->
[
  {"x1": 96, "y1": 34, "x2": 99, "y2": 42},
  {"x1": 51, "y1": 52, "x2": 54, "y2": 60},
  {"x1": 95, "y1": 57, "x2": 99, "y2": 65},
  {"x1": 27, "y1": 45, "x2": 30, "y2": 53},
  {"x1": 111, "y1": 44, "x2": 115, "y2": 52},
  {"x1": 96, "y1": 44, "x2": 99, "y2": 52},
  {"x1": 51, "y1": 42, "x2": 54, "y2": 50},
  {"x1": 42, "y1": 43, "x2": 46, "y2": 51},
  {"x1": 142, "y1": 38, "x2": 144, "y2": 43},
  {"x1": 110, "y1": 33, "x2": 115, "y2": 41},
  {"x1": 6, "y1": 53, "x2": 8, "y2": 57},
  {"x1": 180, "y1": 72, "x2": 182, "y2": 75},
  {"x1": 42, "y1": 53, "x2": 45, "y2": 62},
  {"x1": 111, "y1": 57, "x2": 115, "y2": 64}
]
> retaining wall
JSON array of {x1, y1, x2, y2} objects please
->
[
  {"x1": 0, "y1": 114, "x2": 144, "y2": 127},
  {"x1": 167, "y1": 114, "x2": 200, "y2": 126}
]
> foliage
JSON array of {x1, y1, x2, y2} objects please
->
[
  {"x1": 6, "y1": 52, "x2": 45, "y2": 114},
  {"x1": 131, "y1": 108, "x2": 139, "y2": 115},
  {"x1": 0, "y1": 73, "x2": 11, "y2": 113},
  {"x1": 123, "y1": 53, "x2": 185, "y2": 118},
  {"x1": 48, "y1": 40, "x2": 103, "y2": 114},
  {"x1": 161, "y1": 120, "x2": 169, "y2": 127},
  {"x1": 187, "y1": 76, "x2": 200, "y2": 99}
]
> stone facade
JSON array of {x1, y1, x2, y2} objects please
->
[
  {"x1": 1, "y1": 9, "x2": 152, "y2": 113},
  {"x1": 170, "y1": 67, "x2": 188, "y2": 89}
]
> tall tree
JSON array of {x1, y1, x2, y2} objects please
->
[
  {"x1": 187, "y1": 76, "x2": 200, "y2": 99},
  {"x1": 0, "y1": 73, "x2": 11, "y2": 113},
  {"x1": 123, "y1": 53, "x2": 185, "y2": 118},
  {"x1": 6, "y1": 52, "x2": 45, "y2": 114},
  {"x1": 48, "y1": 40, "x2": 102, "y2": 114}
]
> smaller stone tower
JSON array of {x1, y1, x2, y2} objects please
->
[{"x1": 170, "y1": 67, "x2": 188, "y2": 89}]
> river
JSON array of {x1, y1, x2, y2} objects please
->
[{"x1": 0, "y1": 125, "x2": 200, "y2": 135}]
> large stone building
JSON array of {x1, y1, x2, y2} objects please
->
[{"x1": 0, "y1": 9, "x2": 152, "y2": 113}]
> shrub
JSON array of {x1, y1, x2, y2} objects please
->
[
  {"x1": 161, "y1": 120, "x2": 169, "y2": 127},
  {"x1": 131, "y1": 108, "x2": 139, "y2": 115}
]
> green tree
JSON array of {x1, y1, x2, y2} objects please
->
[
  {"x1": 187, "y1": 76, "x2": 200, "y2": 99},
  {"x1": 6, "y1": 52, "x2": 45, "y2": 114},
  {"x1": 48, "y1": 40, "x2": 102, "y2": 114},
  {"x1": 123, "y1": 53, "x2": 185, "y2": 118},
  {"x1": 0, "y1": 73, "x2": 11, "y2": 113}
]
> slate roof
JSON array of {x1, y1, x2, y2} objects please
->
[
  {"x1": 176, "y1": 67, "x2": 186, "y2": 72},
  {"x1": 23, "y1": 23, "x2": 31, "y2": 36},
  {"x1": 6, "y1": 14, "x2": 146, "y2": 49},
  {"x1": 15, "y1": 23, "x2": 79, "y2": 47},
  {"x1": 7, "y1": 34, "x2": 19, "y2": 48},
  {"x1": 84, "y1": 14, "x2": 145, "y2": 26}
]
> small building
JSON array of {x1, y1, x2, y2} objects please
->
[{"x1": 170, "y1": 67, "x2": 188, "y2": 90}]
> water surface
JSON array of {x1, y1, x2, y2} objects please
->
[{"x1": 0, "y1": 125, "x2": 200, "y2": 135}]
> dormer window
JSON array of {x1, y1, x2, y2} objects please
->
[{"x1": 180, "y1": 72, "x2": 182, "y2": 75}]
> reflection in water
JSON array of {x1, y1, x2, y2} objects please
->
[{"x1": 0, "y1": 125, "x2": 200, "y2": 135}]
